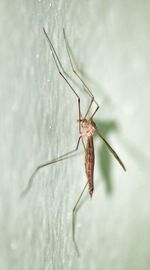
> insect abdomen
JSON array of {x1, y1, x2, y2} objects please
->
[{"x1": 85, "y1": 137, "x2": 95, "y2": 197}]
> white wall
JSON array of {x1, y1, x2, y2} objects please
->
[{"x1": 0, "y1": 1, "x2": 150, "y2": 270}]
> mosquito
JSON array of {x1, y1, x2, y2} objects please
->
[{"x1": 21, "y1": 27, "x2": 126, "y2": 255}]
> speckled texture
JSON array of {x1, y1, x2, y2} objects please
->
[{"x1": 0, "y1": 1, "x2": 150, "y2": 270}]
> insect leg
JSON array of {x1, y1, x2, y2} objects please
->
[
  {"x1": 63, "y1": 28, "x2": 99, "y2": 116},
  {"x1": 72, "y1": 180, "x2": 88, "y2": 255},
  {"x1": 21, "y1": 137, "x2": 81, "y2": 197},
  {"x1": 72, "y1": 138, "x2": 87, "y2": 255},
  {"x1": 81, "y1": 137, "x2": 86, "y2": 150},
  {"x1": 96, "y1": 129, "x2": 126, "y2": 171},
  {"x1": 90, "y1": 102, "x2": 100, "y2": 119},
  {"x1": 43, "y1": 28, "x2": 81, "y2": 132},
  {"x1": 83, "y1": 96, "x2": 94, "y2": 119}
]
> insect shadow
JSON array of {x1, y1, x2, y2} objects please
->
[{"x1": 96, "y1": 120, "x2": 118, "y2": 193}]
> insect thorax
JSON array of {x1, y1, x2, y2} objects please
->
[{"x1": 80, "y1": 119, "x2": 96, "y2": 138}]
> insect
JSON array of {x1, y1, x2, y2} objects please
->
[{"x1": 21, "y1": 27, "x2": 126, "y2": 255}]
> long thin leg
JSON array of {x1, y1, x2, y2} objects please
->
[
  {"x1": 21, "y1": 137, "x2": 81, "y2": 197},
  {"x1": 63, "y1": 28, "x2": 99, "y2": 116},
  {"x1": 43, "y1": 29, "x2": 80, "y2": 92},
  {"x1": 83, "y1": 96, "x2": 94, "y2": 119},
  {"x1": 90, "y1": 102, "x2": 100, "y2": 119},
  {"x1": 43, "y1": 28, "x2": 81, "y2": 133},
  {"x1": 81, "y1": 138, "x2": 86, "y2": 150},
  {"x1": 82, "y1": 97, "x2": 99, "y2": 120},
  {"x1": 72, "y1": 180, "x2": 88, "y2": 255},
  {"x1": 96, "y1": 129, "x2": 126, "y2": 171},
  {"x1": 63, "y1": 28, "x2": 93, "y2": 99},
  {"x1": 72, "y1": 137, "x2": 88, "y2": 255},
  {"x1": 83, "y1": 93, "x2": 101, "y2": 119}
]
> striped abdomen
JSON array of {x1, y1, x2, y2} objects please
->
[{"x1": 85, "y1": 136, "x2": 95, "y2": 197}]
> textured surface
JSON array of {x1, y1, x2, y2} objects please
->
[{"x1": 0, "y1": 1, "x2": 150, "y2": 270}]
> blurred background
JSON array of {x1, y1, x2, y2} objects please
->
[{"x1": 0, "y1": 0, "x2": 150, "y2": 269}]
